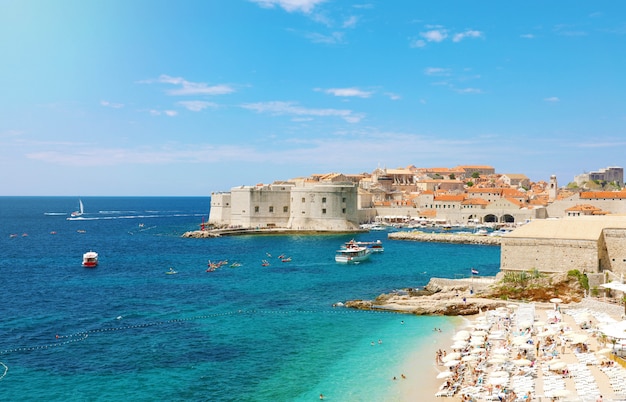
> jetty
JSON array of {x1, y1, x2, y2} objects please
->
[{"x1": 388, "y1": 231, "x2": 502, "y2": 245}]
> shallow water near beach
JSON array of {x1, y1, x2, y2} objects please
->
[{"x1": 0, "y1": 197, "x2": 500, "y2": 401}]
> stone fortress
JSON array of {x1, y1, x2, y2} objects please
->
[{"x1": 208, "y1": 164, "x2": 626, "y2": 279}]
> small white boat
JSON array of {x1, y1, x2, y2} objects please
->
[
  {"x1": 335, "y1": 244, "x2": 371, "y2": 264},
  {"x1": 344, "y1": 239, "x2": 384, "y2": 253},
  {"x1": 71, "y1": 199, "x2": 84, "y2": 217},
  {"x1": 82, "y1": 251, "x2": 98, "y2": 268}
]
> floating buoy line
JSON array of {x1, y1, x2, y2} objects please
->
[{"x1": 0, "y1": 308, "x2": 396, "y2": 381}]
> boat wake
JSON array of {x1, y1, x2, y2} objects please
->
[
  {"x1": 44, "y1": 212, "x2": 68, "y2": 216},
  {"x1": 66, "y1": 213, "x2": 201, "y2": 221}
]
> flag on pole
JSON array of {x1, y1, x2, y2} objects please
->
[{"x1": 471, "y1": 268, "x2": 479, "y2": 275}]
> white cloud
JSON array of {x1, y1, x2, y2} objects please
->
[
  {"x1": 241, "y1": 101, "x2": 363, "y2": 123},
  {"x1": 421, "y1": 29, "x2": 448, "y2": 42},
  {"x1": 410, "y1": 39, "x2": 426, "y2": 48},
  {"x1": 544, "y1": 97, "x2": 560, "y2": 102},
  {"x1": 249, "y1": 0, "x2": 326, "y2": 14},
  {"x1": 342, "y1": 15, "x2": 358, "y2": 28},
  {"x1": 149, "y1": 109, "x2": 178, "y2": 117},
  {"x1": 100, "y1": 100, "x2": 124, "y2": 109},
  {"x1": 385, "y1": 92, "x2": 401, "y2": 101},
  {"x1": 452, "y1": 30, "x2": 483, "y2": 42},
  {"x1": 455, "y1": 87, "x2": 482, "y2": 94},
  {"x1": 178, "y1": 101, "x2": 218, "y2": 112},
  {"x1": 520, "y1": 33, "x2": 535, "y2": 39},
  {"x1": 424, "y1": 67, "x2": 451, "y2": 76},
  {"x1": 320, "y1": 87, "x2": 372, "y2": 98},
  {"x1": 305, "y1": 31, "x2": 345, "y2": 44},
  {"x1": 151, "y1": 75, "x2": 235, "y2": 96}
]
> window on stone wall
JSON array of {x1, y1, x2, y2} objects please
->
[
  {"x1": 342, "y1": 197, "x2": 346, "y2": 202},
  {"x1": 342, "y1": 208, "x2": 346, "y2": 213},
  {"x1": 302, "y1": 197, "x2": 305, "y2": 203},
  {"x1": 254, "y1": 206, "x2": 259, "y2": 213},
  {"x1": 322, "y1": 208, "x2": 326, "y2": 214},
  {"x1": 269, "y1": 206, "x2": 274, "y2": 213},
  {"x1": 283, "y1": 206, "x2": 288, "y2": 213},
  {"x1": 322, "y1": 197, "x2": 327, "y2": 203}
]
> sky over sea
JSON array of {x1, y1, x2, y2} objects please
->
[{"x1": 1, "y1": 0, "x2": 625, "y2": 196}]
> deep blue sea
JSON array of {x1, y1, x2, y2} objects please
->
[{"x1": 0, "y1": 197, "x2": 500, "y2": 401}]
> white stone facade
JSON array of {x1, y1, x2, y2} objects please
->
[{"x1": 209, "y1": 182, "x2": 359, "y2": 231}]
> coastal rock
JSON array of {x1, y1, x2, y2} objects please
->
[
  {"x1": 388, "y1": 231, "x2": 501, "y2": 245},
  {"x1": 182, "y1": 230, "x2": 221, "y2": 238},
  {"x1": 344, "y1": 278, "x2": 506, "y2": 316}
]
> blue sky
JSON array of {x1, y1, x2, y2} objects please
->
[{"x1": 1, "y1": 0, "x2": 625, "y2": 196}]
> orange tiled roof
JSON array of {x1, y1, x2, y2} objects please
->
[
  {"x1": 462, "y1": 198, "x2": 489, "y2": 206},
  {"x1": 580, "y1": 191, "x2": 626, "y2": 199}
]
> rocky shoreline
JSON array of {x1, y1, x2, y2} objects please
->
[
  {"x1": 388, "y1": 231, "x2": 502, "y2": 245},
  {"x1": 344, "y1": 277, "x2": 507, "y2": 316}
]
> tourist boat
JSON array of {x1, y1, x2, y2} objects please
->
[
  {"x1": 335, "y1": 244, "x2": 371, "y2": 264},
  {"x1": 281, "y1": 257, "x2": 292, "y2": 262},
  {"x1": 261, "y1": 259, "x2": 270, "y2": 266},
  {"x1": 82, "y1": 251, "x2": 98, "y2": 268},
  {"x1": 166, "y1": 267, "x2": 177, "y2": 275},
  {"x1": 344, "y1": 239, "x2": 384, "y2": 253},
  {"x1": 71, "y1": 199, "x2": 84, "y2": 217}
]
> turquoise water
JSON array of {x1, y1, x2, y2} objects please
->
[{"x1": 0, "y1": 197, "x2": 500, "y2": 401}]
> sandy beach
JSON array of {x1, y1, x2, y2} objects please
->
[{"x1": 425, "y1": 298, "x2": 626, "y2": 401}]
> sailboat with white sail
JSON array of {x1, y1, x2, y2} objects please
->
[{"x1": 70, "y1": 199, "x2": 84, "y2": 217}]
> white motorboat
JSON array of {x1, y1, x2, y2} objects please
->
[{"x1": 335, "y1": 244, "x2": 371, "y2": 264}]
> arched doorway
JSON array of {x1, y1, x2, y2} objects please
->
[{"x1": 484, "y1": 214, "x2": 498, "y2": 223}]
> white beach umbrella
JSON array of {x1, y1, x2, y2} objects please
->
[
  {"x1": 488, "y1": 356, "x2": 507, "y2": 365},
  {"x1": 512, "y1": 336, "x2": 530, "y2": 346},
  {"x1": 570, "y1": 333, "x2": 588, "y2": 344},
  {"x1": 490, "y1": 370, "x2": 510, "y2": 378},
  {"x1": 547, "y1": 389, "x2": 571, "y2": 398},
  {"x1": 470, "y1": 347, "x2": 485, "y2": 354},
  {"x1": 436, "y1": 371, "x2": 454, "y2": 379},
  {"x1": 549, "y1": 298, "x2": 563, "y2": 304},
  {"x1": 453, "y1": 330, "x2": 470, "y2": 341},
  {"x1": 492, "y1": 347, "x2": 510, "y2": 355},
  {"x1": 451, "y1": 341, "x2": 468, "y2": 350},
  {"x1": 596, "y1": 347, "x2": 613, "y2": 355},
  {"x1": 471, "y1": 330, "x2": 487, "y2": 337},
  {"x1": 537, "y1": 329, "x2": 556, "y2": 338},
  {"x1": 444, "y1": 359, "x2": 461, "y2": 367},
  {"x1": 462, "y1": 355, "x2": 478, "y2": 362},
  {"x1": 442, "y1": 352, "x2": 462, "y2": 362},
  {"x1": 488, "y1": 376, "x2": 508, "y2": 386},
  {"x1": 512, "y1": 358, "x2": 532, "y2": 366},
  {"x1": 549, "y1": 361, "x2": 567, "y2": 371},
  {"x1": 599, "y1": 321, "x2": 626, "y2": 339},
  {"x1": 470, "y1": 338, "x2": 485, "y2": 346}
]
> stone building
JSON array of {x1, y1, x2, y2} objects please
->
[
  {"x1": 209, "y1": 181, "x2": 360, "y2": 231},
  {"x1": 500, "y1": 216, "x2": 626, "y2": 276}
]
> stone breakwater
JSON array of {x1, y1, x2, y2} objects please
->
[{"x1": 388, "y1": 231, "x2": 501, "y2": 245}]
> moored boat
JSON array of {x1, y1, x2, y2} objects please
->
[
  {"x1": 344, "y1": 239, "x2": 384, "y2": 253},
  {"x1": 82, "y1": 251, "x2": 98, "y2": 267},
  {"x1": 335, "y1": 244, "x2": 371, "y2": 264}
]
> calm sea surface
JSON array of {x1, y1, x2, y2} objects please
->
[{"x1": 0, "y1": 197, "x2": 500, "y2": 401}]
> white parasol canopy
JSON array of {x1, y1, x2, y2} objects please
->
[
  {"x1": 600, "y1": 282, "x2": 626, "y2": 292},
  {"x1": 436, "y1": 370, "x2": 454, "y2": 379},
  {"x1": 599, "y1": 320, "x2": 626, "y2": 339},
  {"x1": 550, "y1": 298, "x2": 563, "y2": 304},
  {"x1": 549, "y1": 361, "x2": 567, "y2": 371},
  {"x1": 512, "y1": 358, "x2": 532, "y2": 366}
]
